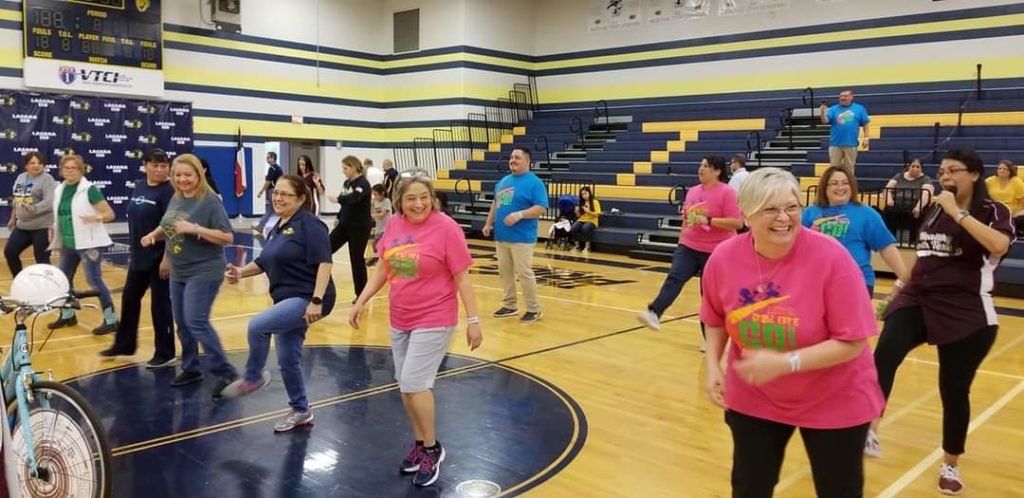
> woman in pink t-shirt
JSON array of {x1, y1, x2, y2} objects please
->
[
  {"x1": 700, "y1": 167, "x2": 884, "y2": 497},
  {"x1": 637, "y1": 155, "x2": 744, "y2": 332},
  {"x1": 349, "y1": 173, "x2": 483, "y2": 489}
]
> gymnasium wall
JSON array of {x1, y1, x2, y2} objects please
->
[
  {"x1": 0, "y1": 0, "x2": 533, "y2": 215},
  {"x1": 532, "y1": 0, "x2": 1024, "y2": 108},
  {"x1": 0, "y1": 0, "x2": 1021, "y2": 215}
]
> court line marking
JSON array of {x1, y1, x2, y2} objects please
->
[
  {"x1": 876, "y1": 379, "x2": 1024, "y2": 498},
  {"x1": 109, "y1": 314, "x2": 697, "y2": 457},
  {"x1": 774, "y1": 329, "x2": 1024, "y2": 493}
]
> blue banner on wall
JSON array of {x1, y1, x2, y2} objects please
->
[{"x1": 0, "y1": 90, "x2": 193, "y2": 221}]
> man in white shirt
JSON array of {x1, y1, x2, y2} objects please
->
[
  {"x1": 364, "y1": 158, "x2": 385, "y2": 187},
  {"x1": 728, "y1": 154, "x2": 749, "y2": 191}
]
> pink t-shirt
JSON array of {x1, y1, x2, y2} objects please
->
[
  {"x1": 680, "y1": 182, "x2": 742, "y2": 253},
  {"x1": 377, "y1": 211, "x2": 474, "y2": 331},
  {"x1": 700, "y1": 228, "x2": 885, "y2": 429}
]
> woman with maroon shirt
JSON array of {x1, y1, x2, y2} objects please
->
[{"x1": 874, "y1": 149, "x2": 1013, "y2": 495}]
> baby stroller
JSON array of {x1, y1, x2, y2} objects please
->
[{"x1": 546, "y1": 195, "x2": 578, "y2": 250}]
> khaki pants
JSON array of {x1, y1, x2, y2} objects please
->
[
  {"x1": 496, "y1": 242, "x2": 541, "y2": 313},
  {"x1": 829, "y1": 146, "x2": 858, "y2": 173}
]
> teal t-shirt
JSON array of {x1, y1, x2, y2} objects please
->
[
  {"x1": 57, "y1": 182, "x2": 106, "y2": 250},
  {"x1": 493, "y1": 172, "x2": 549, "y2": 244},
  {"x1": 801, "y1": 203, "x2": 895, "y2": 286}
]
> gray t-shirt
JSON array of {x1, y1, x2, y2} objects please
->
[
  {"x1": 161, "y1": 193, "x2": 232, "y2": 281},
  {"x1": 890, "y1": 172, "x2": 933, "y2": 209},
  {"x1": 372, "y1": 197, "x2": 392, "y2": 233},
  {"x1": 12, "y1": 172, "x2": 56, "y2": 231}
]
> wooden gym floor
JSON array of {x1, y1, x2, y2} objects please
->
[{"x1": 1, "y1": 233, "x2": 1022, "y2": 497}]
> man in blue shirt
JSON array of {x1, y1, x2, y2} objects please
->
[
  {"x1": 819, "y1": 89, "x2": 871, "y2": 173},
  {"x1": 482, "y1": 147, "x2": 549, "y2": 323}
]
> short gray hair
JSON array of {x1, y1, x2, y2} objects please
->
[{"x1": 737, "y1": 167, "x2": 802, "y2": 216}]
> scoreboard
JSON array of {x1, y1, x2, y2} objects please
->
[
  {"x1": 22, "y1": 0, "x2": 164, "y2": 97},
  {"x1": 24, "y1": 0, "x2": 162, "y2": 69}
]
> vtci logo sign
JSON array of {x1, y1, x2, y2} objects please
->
[{"x1": 59, "y1": 66, "x2": 133, "y2": 86}]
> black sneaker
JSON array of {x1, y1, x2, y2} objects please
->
[
  {"x1": 211, "y1": 374, "x2": 240, "y2": 400},
  {"x1": 492, "y1": 307, "x2": 518, "y2": 318},
  {"x1": 170, "y1": 371, "x2": 204, "y2": 387},
  {"x1": 399, "y1": 442, "x2": 424, "y2": 474},
  {"x1": 92, "y1": 322, "x2": 118, "y2": 336},
  {"x1": 98, "y1": 347, "x2": 133, "y2": 358},
  {"x1": 145, "y1": 356, "x2": 176, "y2": 369},
  {"x1": 520, "y1": 311, "x2": 542, "y2": 323},
  {"x1": 47, "y1": 316, "x2": 77, "y2": 330},
  {"x1": 412, "y1": 442, "x2": 445, "y2": 487}
]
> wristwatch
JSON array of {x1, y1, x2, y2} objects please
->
[
  {"x1": 311, "y1": 296, "x2": 323, "y2": 305},
  {"x1": 956, "y1": 209, "x2": 971, "y2": 224}
]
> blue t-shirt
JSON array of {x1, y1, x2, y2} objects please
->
[
  {"x1": 127, "y1": 179, "x2": 173, "y2": 271},
  {"x1": 826, "y1": 103, "x2": 870, "y2": 147},
  {"x1": 801, "y1": 203, "x2": 895, "y2": 286},
  {"x1": 493, "y1": 172, "x2": 549, "y2": 244},
  {"x1": 256, "y1": 209, "x2": 337, "y2": 314}
]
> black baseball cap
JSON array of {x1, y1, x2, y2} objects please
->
[{"x1": 143, "y1": 148, "x2": 169, "y2": 163}]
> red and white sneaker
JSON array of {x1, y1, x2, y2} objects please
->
[{"x1": 938, "y1": 463, "x2": 965, "y2": 495}]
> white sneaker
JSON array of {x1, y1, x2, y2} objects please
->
[
  {"x1": 636, "y1": 309, "x2": 661, "y2": 331},
  {"x1": 938, "y1": 463, "x2": 965, "y2": 495},
  {"x1": 864, "y1": 429, "x2": 881, "y2": 459}
]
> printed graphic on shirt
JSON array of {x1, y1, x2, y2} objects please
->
[
  {"x1": 496, "y1": 187, "x2": 515, "y2": 206},
  {"x1": 383, "y1": 235, "x2": 420, "y2": 279},
  {"x1": 161, "y1": 210, "x2": 190, "y2": 254},
  {"x1": 685, "y1": 200, "x2": 708, "y2": 227},
  {"x1": 810, "y1": 214, "x2": 850, "y2": 238},
  {"x1": 726, "y1": 282, "x2": 799, "y2": 351},
  {"x1": 12, "y1": 182, "x2": 35, "y2": 206},
  {"x1": 130, "y1": 195, "x2": 158, "y2": 207},
  {"x1": 916, "y1": 232, "x2": 962, "y2": 257},
  {"x1": 836, "y1": 109, "x2": 857, "y2": 125}
]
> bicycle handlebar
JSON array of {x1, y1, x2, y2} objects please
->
[{"x1": 0, "y1": 290, "x2": 100, "y2": 316}]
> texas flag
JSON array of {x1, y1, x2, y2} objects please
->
[{"x1": 234, "y1": 127, "x2": 246, "y2": 197}]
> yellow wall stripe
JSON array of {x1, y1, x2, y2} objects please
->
[
  {"x1": 539, "y1": 55, "x2": 1024, "y2": 104},
  {"x1": 533, "y1": 14, "x2": 1024, "y2": 71}
]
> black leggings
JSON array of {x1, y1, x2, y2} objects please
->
[
  {"x1": 726, "y1": 410, "x2": 868, "y2": 498},
  {"x1": 330, "y1": 223, "x2": 371, "y2": 297},
  {"x1": 4, "y1": 227, "x2": 49, "y2": 276},
  {"x1": 875, "y1": 306, "x2": 997, "y2": 455}
]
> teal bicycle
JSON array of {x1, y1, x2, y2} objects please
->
[{"x1": 0, "y1": 286, "x2": 112, "y2": 498}]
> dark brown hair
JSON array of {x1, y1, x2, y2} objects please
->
[
  {"x1": 22, "y1": 150, "x2": 44, "y2": 167},
  {"x1": 815, "y1": 166, "x2": 860, "y2": 207},
  {"x1": 275, "y1": 174, "x2": 314, "y2": 213}
]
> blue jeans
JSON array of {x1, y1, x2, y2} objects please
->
[
  {"x1": 649, "y1": 244, "x2": 710, "y2": 317},
  {"x1": 170, "y1": 278, "x2": 237, "y2": 379},
  {"x1": 58, "y1": 248, "x2": 115, "y2": 319},
  {"x1": 244, "y1": 297, "x2": 310, "y2": 411},
  {"x1": 570, "y1": 221, "x2": 596, "y2": 245}
]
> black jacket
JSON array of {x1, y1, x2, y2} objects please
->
[{"x1": 335, "y1": 175, "x2": 372, "y2": 228}]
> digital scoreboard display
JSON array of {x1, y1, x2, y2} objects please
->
[{"x1": 23, "y1": 0, "x2": 162, "y2": 70}]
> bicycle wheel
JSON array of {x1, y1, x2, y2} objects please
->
[{"x1": 7, "y1": 380, "x2": 112, "y2": 498}]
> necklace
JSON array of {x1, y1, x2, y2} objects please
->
[{"x1": 752, "y1": 241, "x2": 786, "y2": 291}]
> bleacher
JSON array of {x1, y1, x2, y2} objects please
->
[{"x1": 425, "y1": 83, "x2": 1024, "y2": 291}]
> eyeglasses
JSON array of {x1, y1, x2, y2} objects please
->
[
  {"x1": 759, "y1": 205, "x2": 801, "y2": 218},
  {"x1": 272, "y1": 191, "x2": 298, "y2": 198},
  {"x1": 938, "y1": 167, "x2": 968, "y2": 176}
]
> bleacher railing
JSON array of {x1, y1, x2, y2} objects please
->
[
  {"x1": 394, "y1": 77, "x2": 538, "y2": 173},
  {"x1": 803, "y1": 186, "x2": 933, "y2": 248},
  {"x1": 546, "y1": 178, "x2": 595, "y2": 221}
]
